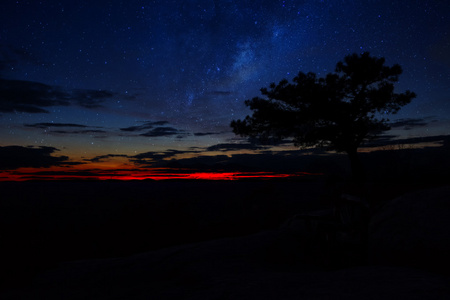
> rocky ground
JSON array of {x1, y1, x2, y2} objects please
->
[
  {"x1": 3, "y1": 232, "x2": 449, "y2": 299},
  {"x1": 1, "y1": 183, "x2": 449, "y2": 299}
]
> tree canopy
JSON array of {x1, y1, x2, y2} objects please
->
[{"x1": 231, "y1": 52, "x2": 416, "y2": 182}]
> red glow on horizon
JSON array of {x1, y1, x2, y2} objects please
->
[{"x1": 0, "y1": 169, "x2": 322, "y2": 182}]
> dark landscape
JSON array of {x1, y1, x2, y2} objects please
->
[{"x1": 1, "y1": 143, "x2": 450, "y2": 299}]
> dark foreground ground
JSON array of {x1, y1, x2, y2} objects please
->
[{"x1": 1, "y1": 179, "x2": 449, "y2": 299}]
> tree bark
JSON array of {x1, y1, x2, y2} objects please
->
[{"x1": 347, "y1": 148, "x2": 365, "y2": 185}]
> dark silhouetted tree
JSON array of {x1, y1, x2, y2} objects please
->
[{"x1": 231, "y1": 52, "x2": 416, "y2": 183}]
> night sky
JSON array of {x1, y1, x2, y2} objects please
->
[{"x1": 1, "y1": 0, "x2": 449, "y2": 180}]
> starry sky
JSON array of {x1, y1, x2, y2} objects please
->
[{"x1": 1, "y1": 0, "x2": 449, "y2": 180}]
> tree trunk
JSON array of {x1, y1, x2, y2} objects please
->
[{"x1": 347, "y1": 148, "x2": 365, "y2": 185}]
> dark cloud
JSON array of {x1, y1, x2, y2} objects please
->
[
  {"x1": 153, "y1": 136, "x2": 450, "y2": 177},
  {"x1": 0, "y1": 44, "x2": 41, "y2": 72},
  {"x1": 152, "y1": 121, "x2": 171, "y2": 126},
  {"x1": 362, "y1": 134, "x2": 399, "y2": 146},
  {"x1": 386, "y1": 135, "x2": 450, "y2": 146},
  {"x1": 193, "y1": 131, "x2": 226, "y2": 136},
  {"x1": 92, "y1": 135, "x2": 450, "y2": 171},
  {"x1": 0, "y1": 79, "x2": 68, "y2": 113},
  {"x1": 12, "y1": 169, "x2": 129, "y2": 179},
  {"x1": 133, "y1": 149, "x2": 182, "y2": 160},
  {"x1": 0, "y1": 78, "x2": 115, "y2": 113},
  {"x1": 120, "y1": 121, "x2": 169, "y2": 132},
  {"x1": 70, "y1": 89, "x2": 114, "y2": 109},
  {"x1": 0, "y1": 145, "x2": 81, "y2": 170},
  {"x1": 25, "y1": 122, "x2": 89, "y2": 129},
  {"x1": 85, "y1": 154, "x2": 129, "y2": 163},
  {"x1": 389, "y1": 118, "x2": 431, "y2": 130},
  {"x1": 206, "y1": 142, "x2": 268, "y2": 152},
  {"x1": 246, "y1": 137, "x2": 295, "y2": 147},
  {"x1": 146, "y1": 150, "x2": 333, "y2": 173},
  {"x1": 161, "y1": 155, "x2": 232, "y2": 170},
  {"x1": 139, "y1": 127, "x2": 187, "y2": 138},
  {"x1": 131, "y1": 149, "x2": 199, "y2": 165},
  {"x1": 24, "y1": 122, "x2": 106, "y2": 135},
  {"x1": 364, "y1": 134, "x2": 450, "y2": 147},
  {"x1": 130, "y1": 145, "x2": 325, "y2": 171},
  {"x1": 50, "y1": 129, "x2": 107, "y2": 135},
  {"x1": 21, "y1": 170, "x2": 104, "y2": 177}
]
